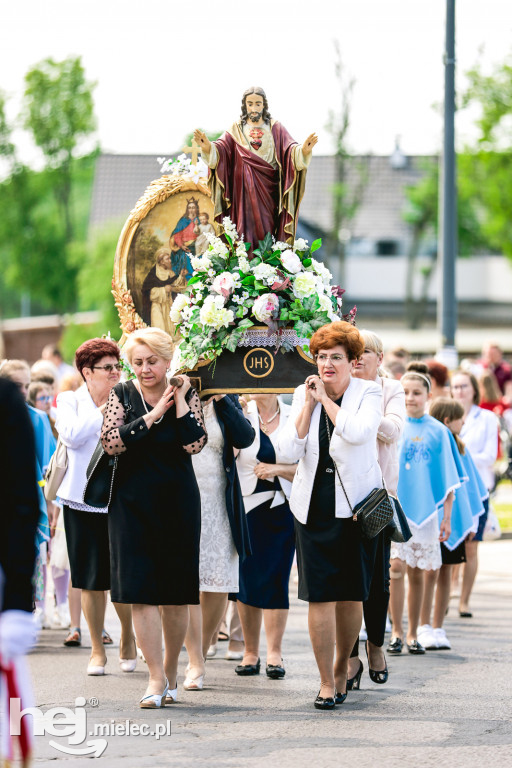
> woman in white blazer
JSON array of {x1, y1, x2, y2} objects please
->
[
  {"x1": 56, "y1": 338, "x2": 135, "y2": 676},
  {"x1": 234, "y1": 394, "x2": 297, "y2": 681},
  {"x1": 278, "y1": 321, "x2": 382, "y2": 710},
  {"x1": 348, "y1": 329, "x2": 405, "y2": 690},
  {"x1": 452, "y1": 369, "x2": 498, "y2": 617}
]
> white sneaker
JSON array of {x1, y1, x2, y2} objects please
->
[
  {"x1": 433, "y1": 627, "x2": 451, "y2": 650},
  {"x1": 225, "y1": 649, "x2": 244, "y2": 661},
  {"x1": 417, "y1": 624, "x2": 437, "y2": 650},
  {"x1": 206, "y1": 644, "x2": 217, "y2": 658},
  {"x1": 34, "y1": 607, "x2": 52, "y2": 629}
]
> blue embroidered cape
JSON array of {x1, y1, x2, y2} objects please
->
[{"x1": 398, "y1": 415, "x2": 462, "y2": 530}]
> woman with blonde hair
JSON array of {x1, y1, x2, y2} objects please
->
[
  {"x1": 278, "y1": 321, "x2": 383, "y2": 710},
  {"x1": 101, "y1": 327, "x2": 207, "y2": 708},
  {"x1": 349, "y1": 329, "x2": 405, "y2": 688}
]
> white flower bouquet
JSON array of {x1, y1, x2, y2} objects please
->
[{"x1": 171, "y1": 218, "x2": 351, "y2": 371}]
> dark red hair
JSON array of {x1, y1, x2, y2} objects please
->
[
  {"x1": 426, "y1": 359, "x2": 449, "y2": 388},
  {"x1": 309, "y1": 321, "x2": 364, "y2": 361},
  {"x1": 75, "y1": 339, "x2": 120, "y2": 378}
]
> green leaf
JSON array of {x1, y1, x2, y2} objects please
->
[
  {"x1": 188, "y1": 274, "x2": 202, "y2": 285},
  {"x1": 311, "y1": 238, "x2": 322, "y2": 253},
  {"x1": 242, "y1": 275, "x2": 255, "y2": 285},
  {"x1": 294, "y1": 319, "x2": 313, "y2": 337},
  {"x1": 258, "y1": 233, "x2": 273, "y2": 253},
  {"x1": 302, "y1": 258, "x2": 312, "y2": 267}
]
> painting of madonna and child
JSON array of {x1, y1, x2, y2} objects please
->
[{"x1": 127, "y1": 192, "x2": 215, "y2": 338}]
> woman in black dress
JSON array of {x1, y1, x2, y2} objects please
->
[
  {"x1": 101, "y1": 328, "x2": 207, "y2": 708},
  {"x1": 235, "y1": 394, "x2": 297, "y2": 679},
  {"x1": 278, "y1": 322, "x2": 383, "y2": 709}
]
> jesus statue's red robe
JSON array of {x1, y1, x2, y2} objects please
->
[{"x1": 206, "y1": 120, "x2": 308, "y2": 248}]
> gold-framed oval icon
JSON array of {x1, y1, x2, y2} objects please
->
[{"x1": 243, "y1": 348, "x2": 275, "y2": 378}]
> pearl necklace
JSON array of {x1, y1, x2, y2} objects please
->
[
  {"x1": 258, "y1": 405, "x2": 280, "y2": 434},
  {"x1": 137, "y1": 383, "x2": 164, "y2": 424}
]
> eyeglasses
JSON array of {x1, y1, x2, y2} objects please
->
[
  {"x1": 315, "y1": 354, "x2": 347, "y2": 364},
  {"x1": 36, "y1": 395, "x2": 52, "y2": 402},
  {"x1": 92, "y1": 364, "x2": 123, "y2": 372}
]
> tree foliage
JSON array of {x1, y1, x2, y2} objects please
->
[
  {"x1": 23, "y1": 57, "x2": 96, "y2": 242},
  {"x1": 0, "y1": 57, "x2": 97, "y2": 316},
  {"x1": 461, "y1": 55, "x2": 512, "y2": 258}
]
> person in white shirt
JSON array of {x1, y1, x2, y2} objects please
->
[{"x1": 451, "y1": 369, "x2": 498, "y2": 617}]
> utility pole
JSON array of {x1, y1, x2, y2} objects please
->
[{"x1": 437, "y1": 0, "x2": 458, "y2": 368}]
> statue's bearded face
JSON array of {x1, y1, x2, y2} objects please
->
[{"x1": 245, "y1": 93, "x2": 264, "y2": 122}]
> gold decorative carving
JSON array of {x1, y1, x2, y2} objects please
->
[{"x1": 113, "y1": 174, "x2": 213, "y2": 343}]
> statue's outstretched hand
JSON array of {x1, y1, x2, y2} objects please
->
[
  {"x1": 193, "y1": 129, "x2": 211, "y2": 154},
  {"x1": 302, "y1": 133, "x2": 318, "y2": 156}
]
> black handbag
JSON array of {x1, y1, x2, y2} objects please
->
[
  {"x1": 388, "y1": 495, "x2": 412, "y2": 543},
  {"x1": 323, "y1": 408, "x2": 394, "y2": 540},
  {"x1": 83, "y1": 382, "x2": 131, "y2": 509}
]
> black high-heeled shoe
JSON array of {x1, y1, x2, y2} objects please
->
[
  {"x1": 334, "y1": 689, "x2": 347, "y2": 705},
  {"x1": 314, "y1": 691, "x2": 336, "y2": 710},
  {"x1": 346, "y1": 659, "x2": 363, "y2": 691},
  {"x1": 366, "y1": 642, "x2": 389, "y2": 684}
]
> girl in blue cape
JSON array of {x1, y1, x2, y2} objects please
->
[
  {"x1": 417, "y1": 398, "x2": 488, "y2": 650},
  {"x1": 387, "y1": 363, "x2": 462, "y2": 656}
]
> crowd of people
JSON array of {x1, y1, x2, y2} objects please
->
[{"x1": 0, "y1": 329, "x2": 510, "y2": 717}]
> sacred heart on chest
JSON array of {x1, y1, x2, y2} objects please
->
[{"x1": 249, "y1": 128, "x2": 264, "y2": 150}]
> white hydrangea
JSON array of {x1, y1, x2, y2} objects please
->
[
  {"x1": 199, "y1": 294, "x2": 234, "y2": 330},
  {"x1": 272, "y1": 241, "x2": 290, "y2": 252},
  {"x1": 253, "y1": 262, "x2": 278, "y2": 284},
  {"x1": 191, "y1": 254, "x2": 212, "y2": 272},
  {"x1": 292, "y1": 271, "x2": 318, "y2": 299},
  {"x1": 206, "y1": 232, "x2": 229, "y2": 257},
  {"x1": 294, "y1": 237, "x2": 308, "y2": 251},
  {"x1": 169, "y1": 293, "x2": 190, "y2": 323},
  {"x1": 318, "y1": 293, "x2": 339, "y2": 321},
  {"x1": 310, "y1": 258, "x2": 332, "y2": 285}
]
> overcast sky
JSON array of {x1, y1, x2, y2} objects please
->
[{"x1": 2, "y1": 0, "x2": 512, "y2": 165}]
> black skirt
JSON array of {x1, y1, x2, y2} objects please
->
[
  {"x1": 294, "y1": 400, "x2": 378, "y2": 603},
  {"x1": 441, "y1": 540, "x2": 466, "y2": 565},
  {"x1": 63, "y1": 506, "x2": 111, "y2": 591}
]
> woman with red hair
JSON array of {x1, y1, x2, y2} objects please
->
[
  {"x1": 278, "y1": 321, "x2": 383, "y2": 710},
  {"x1": 56, "y1": 338, "x2": 136, "y2": 676}
]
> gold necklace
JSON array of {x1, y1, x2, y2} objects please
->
[{"x1": 258, "y1": 405, "x2": 280, "y2": 434}]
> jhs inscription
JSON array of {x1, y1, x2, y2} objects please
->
[{"x1": 243, "y1": 348, "x2": 275, "y2": 378}]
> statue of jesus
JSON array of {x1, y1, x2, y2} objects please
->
[{"x1": 194, "y1": 87, "x2": 317, "y2": 248}]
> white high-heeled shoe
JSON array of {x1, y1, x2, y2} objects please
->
[
  {"x1": 87, "y1": 657, "x2": 107, "y2": 676},
  {"x1": 183, "y1": 672, "x2": 205, "y2": 691},
  {"x1": 119, "y1": 639, "x2": 137, "y2": 672},
  {"x1": 119, "y1": 657, "x2": 137, "y2": 673},
  {"x1": 139, "y1": 679, "x2": 169, "y2": 709},
  {"x1": 165, "y1": 683, "x2": 178, "y2": 704}
]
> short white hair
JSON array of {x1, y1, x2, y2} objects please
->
[{"x1": 123, "y1": 327, "x2": 174, "y2": 363}]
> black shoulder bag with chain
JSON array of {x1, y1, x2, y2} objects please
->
[
  {"x1": 83, "y1": 382, "x2": 131, "y2": 509},
  {"x1": 323, "y1": 407, "x2": 394, "y2": 539}
]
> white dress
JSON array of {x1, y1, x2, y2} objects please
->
[
  {"x1": 192, "y1": 403, "x2": 239, "y2": 592},
  {"x1": 390, "y1": 517, "x2": 442, "y2": 571}
]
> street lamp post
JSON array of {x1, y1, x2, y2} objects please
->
[{"x1": 437, "y1": 0, "x2": 458, "y2": 369}]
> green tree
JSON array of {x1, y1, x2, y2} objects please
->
[
  {"x1": 23, "y1": 56, "x2": 96, "y2": 242},
  {"x1": 462, "y1": 54, "x2": 512, "y2": 258},
  {"x1": 403, "y1": 157, "x2": 487, "y2": 329}
]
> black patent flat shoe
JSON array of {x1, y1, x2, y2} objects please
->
[
  {"x1": 366, "y1": 642, "x2": 389, "y2": 684},
  {"x1": 407, "y1": 640, "x2": 425, "y2": 655},
  {"x1": 346, "y1": 659, "x2": 363, "y2": 691},
  {"x1": 235, "y1": 658, "x2": 261, "y2": 676},
  {"x1": 266, "y1": 661, "x2": 285, "y2": 679},
  {"x1": 387, "y1": 637, "x2": 403, "y2": 654},
  {"x1": 314, "y1": 691, "x2": 336, "y2": 710},
  {"x1": 334, "y1": 689, "x2": 347, "y2": 705}
]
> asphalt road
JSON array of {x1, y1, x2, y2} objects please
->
[{"x1": 24, "y1": 539, "x2": 512, "y2": 768}]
